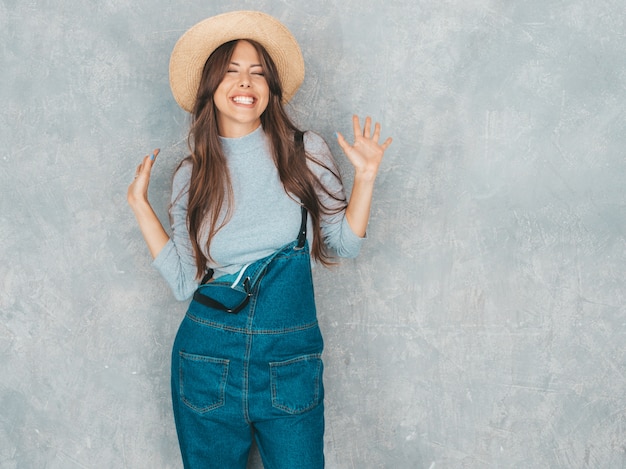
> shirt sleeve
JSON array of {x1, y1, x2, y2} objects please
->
[
  {"x1": 304, "y1": 131, "x2": 364, "y2": 258},
  {"x1": 152, "y1": 160, "x2": 199, "y2": 301}
]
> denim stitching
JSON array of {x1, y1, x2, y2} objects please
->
[
  {"x1": 269, "y1": 354, "x2": 322, "y2": 415},
  {"x1": 185, "y1": 312, "x2": 319, "y2": 335},
  {"x1": 179, "y1": 351, "x2": 229, "y2": 414},
  {"x1": 242, "y1": 332, "x2": 253, "y2": 424}
]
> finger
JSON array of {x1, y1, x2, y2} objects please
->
[
  {"x1": 141, "y1": 148, "x2": 160, "y2": 172},
  {"x1": 363, "y1": 116, "x2": 372, "y2": 138},
  {"x1": 335, "y1": 131, "x2": 350, "y2": 153},
  {"x1": 372, "y1": 122, "x2": 381, "y2": 142},
  {"x1": 380, "y1": 136, "x2": 393, "y2": 151},
  {"x1": 352, "y1": 115, "x2": 361, "y2": 138},
  {"x1": 144, "y1": 149, "x2": 159, "y2": 167},
  {"x1": 134, "y1": 163, "x2": 143, "y2": 178}
]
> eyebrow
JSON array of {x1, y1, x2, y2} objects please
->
[{"x1": 230, "y1": 61, "x2": 263, "y2": 68}]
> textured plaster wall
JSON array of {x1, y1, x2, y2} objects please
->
[{"x1": 1, "y1": 0, "x2": 625, "y2": 468}]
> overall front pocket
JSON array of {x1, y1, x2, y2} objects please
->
[
  {"x1": 270, "y1": 354, "x2": 323, "y2": 415},
  {"x1": 179, "y1": 351, "x2": 229, "y2": 414}
]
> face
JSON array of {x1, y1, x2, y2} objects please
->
[{"x1": 213, "y1": 40, "x2": 270, "y2": 138}]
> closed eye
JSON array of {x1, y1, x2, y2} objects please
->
[{"x1": 250, "y1": 65, "x2": 264, "y2": 76}]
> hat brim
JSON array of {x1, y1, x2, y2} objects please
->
[{"x1": 169, "y1": 10, "x2": 305, "y2": 112}]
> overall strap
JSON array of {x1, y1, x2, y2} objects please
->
[
  {"x1": 296, "y1": 206, "x2": 308, "y2": 249},
  {"x1": 294, "y1": 130, "x2": 308, "y2": 249}
]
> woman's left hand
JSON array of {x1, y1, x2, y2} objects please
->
[{"x1": 336, "y1": 115, "x2": 392, "y2": 182}]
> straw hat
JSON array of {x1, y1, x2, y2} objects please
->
[{"x1": 169, "y1": 10, "x2": 305, "y2": 112}]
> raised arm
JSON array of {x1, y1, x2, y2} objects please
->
[
  {"x1": 336, "y1": 115, "x2": 392, "y2": 237},
  {"x1": 127, "y1": 149, "x2": 170, "y2": 258}
]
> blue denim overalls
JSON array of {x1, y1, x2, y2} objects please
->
[{"x1": 171, "y1": 207, "x2": 325, "y2": 468}]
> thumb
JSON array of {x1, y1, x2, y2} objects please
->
[{"x1": 335, "y1": 132, "x2": 350, "y2": 154}]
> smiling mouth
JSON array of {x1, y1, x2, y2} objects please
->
[{"x1": 232, "y1": 96, "x2": 255, "y2": 105}]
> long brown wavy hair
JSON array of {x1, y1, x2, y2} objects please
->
[{"x1": 183, "y1": 39, "x2": 346, "y2": 279}]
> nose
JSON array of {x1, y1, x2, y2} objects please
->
[{"x1": 239, "y1": 74, "x2": 251, "y2": 88}]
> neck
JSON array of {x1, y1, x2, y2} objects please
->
[
  {"x1": 217, "y1": 120, "x2": 262, "y2": 138},
  {"x1": 219, "y1": 125, "x2": 266, "y2": 155}
]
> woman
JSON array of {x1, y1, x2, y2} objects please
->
[{"x1": 127, "y1": 10, "x2": 391, "y2": 469}]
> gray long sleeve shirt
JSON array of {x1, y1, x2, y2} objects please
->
[{"x1": 153, "y1": 126, "x2": 363, "y2": 301}]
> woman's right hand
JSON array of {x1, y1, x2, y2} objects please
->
[
  {"x1": 127, "y1": 149, "x2": 160, "y2": 207},
  {"x1": 126, "y1": 148, "x2": 170, "y2": 259}
]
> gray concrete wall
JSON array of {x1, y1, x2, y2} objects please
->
[{"x1": 1, "y1": 0, "x2": 625, "y2": 467}]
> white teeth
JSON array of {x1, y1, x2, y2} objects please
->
[{"x1": 232, "y1": 96, "x2": 254, "y2": 105}]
